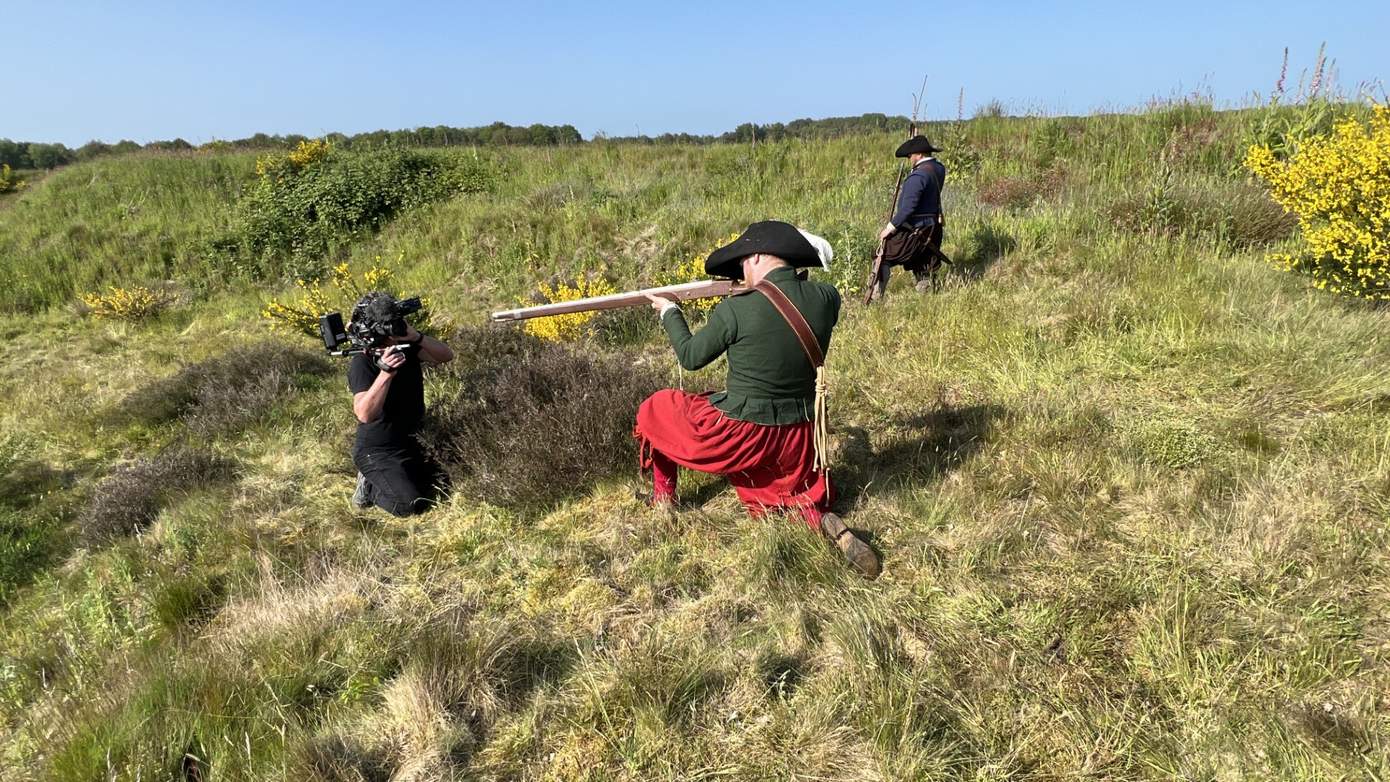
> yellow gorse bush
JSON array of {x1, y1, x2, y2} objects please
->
[
  {"x1": 652, "y1": 232, "x2": 742, "y2": 319},
  {"x1": 1245, "y1": 103, "x2": 1390, "y2": 300},
  {"x1": 80, "y1": 286, "x2": 170, "y2": 320},
  {"x1": 261, "y1": 258, "x2": 419, "y2": 337},
  {"x1": 0, "y1": 164, "x2": 25, "y2": 194},
  {"x1": 519, "y1": 232, "x2": 766, "y2": 342},
  {"x1": 287, "y1": 138, "x2": 332, "y2": 169},
  {"x1": 256, "y1": 138, "x2": 332, "y2": 179},
  {"x1": 522, "y1": 277, "x2": 618, "y2": 342}
]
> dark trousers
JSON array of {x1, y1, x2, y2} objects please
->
[
  {"x1": 353, "y1": 446, "x2": 446, "y2": 517},
  {"x1": 902, "y1": 223, "x2": 946, "y2": 277}
]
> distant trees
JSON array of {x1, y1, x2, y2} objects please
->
[
  {"x1": 607, "y1": 112, "x2": 913, "y2": 145},
  {"x1": 1, "y1": 113, "x2": 915, "y2": 172}
]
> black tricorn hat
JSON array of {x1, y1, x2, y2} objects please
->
[
  {"x1": 895, "y1": 135, "x2": 941, "y2": 157},
  {"x1": 705, "y1": 221, "x2": 831, "y2": 280}
]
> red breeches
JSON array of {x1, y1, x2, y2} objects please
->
[{"x1": 634, "y1": 389, "x2": 831, "y2": 530}]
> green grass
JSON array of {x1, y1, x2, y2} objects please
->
[{"x1": 1, "y1": 102, "x2": 1389, "y2": 780}]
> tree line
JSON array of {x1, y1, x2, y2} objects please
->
[{"x1": 2, "y1": 113, "x2": 915, "y2": 170}]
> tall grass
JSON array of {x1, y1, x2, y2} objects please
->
[{"x1": 1, "y1": 101, "x2": 1388, "y2": 780}]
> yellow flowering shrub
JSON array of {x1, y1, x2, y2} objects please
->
[
  {"x1": 287, "y1": 138, "x2": 331, "y2": 169},
  {"x1": 79, "y1": 286, "x2": 170, "y2": 320},
  {"x1": 0, "y1": 164, "x2": 25, "y2": 194},
  {"x1": 652, "y1": 232, "x2": 741, "y2": 319},
  {"x1": 522, "y1": 277, "x2": 618, "y2": 342},
  {"x1": 261, "y1": 258, "x2": 425, "y2": 337},
  {"x1": 255, "y1": 138, "x2": 331, "y2": 180},
  {"x1": 1245, "y1": 103, "x2": 1390, "y2": 300}
]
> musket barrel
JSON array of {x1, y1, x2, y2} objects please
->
[{"x1": 491, "y1": 279, "x2": 742, "y2": 322}]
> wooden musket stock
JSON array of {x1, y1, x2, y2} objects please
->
[{"x1": 490, "y1": 279, "x2": 746, "y2": 322}]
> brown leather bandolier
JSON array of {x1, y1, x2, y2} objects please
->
[{"x1": 754, "y1": 281, "x2": 830, "y2": 473}]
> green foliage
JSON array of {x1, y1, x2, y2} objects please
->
[
  {"x1": 235, "y1": 145, "x2": 498, "y2": 280},
  {"x1": 1121, "y1": 413, "x2": 1223, "y2": 469},
  {"x1": 5, "y1": 104, "x2": 1390, "y2": 781}
]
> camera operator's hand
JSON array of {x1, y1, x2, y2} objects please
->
[
  {"x1": 378, "y1": 346, "x2": 409, "y2": 374},
  {"x1": 402, "y1": 324, "x2": 422, "y2": 343}
]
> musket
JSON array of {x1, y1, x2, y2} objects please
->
[
  {"x1": 491, "y1": 279, "x2": 746, "y2": 322},
  {"x1": 863, "y1": 161, "x2": 909, "y2": 305},
  {"x1": 865, "y1": 79, "x2": 927, "y2": 305}
]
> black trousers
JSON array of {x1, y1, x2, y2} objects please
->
[{"x1": 353, "y1": 445, "x2": 447, "y2": 517}]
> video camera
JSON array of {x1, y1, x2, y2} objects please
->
[{"x1": 319, "y1": 293, "x2": 423, "y2": 358}]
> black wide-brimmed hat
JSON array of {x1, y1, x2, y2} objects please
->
[
  {"x1": 895, "y1": 135, "x2": 941, "y2": 157},
  {"x1": 705, "y1": 221, "x2": 833, "y2": 280}
]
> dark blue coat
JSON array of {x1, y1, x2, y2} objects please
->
[{"x1": 891, "y1": 158, "x2": 946, "y2": 229}]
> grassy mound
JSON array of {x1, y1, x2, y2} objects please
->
[{"x1": 1, "y1": 103, "x2": 1388, "y2": 780}]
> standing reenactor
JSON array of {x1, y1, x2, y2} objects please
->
[
  {"x1": 635, "y1": 221, "x2": 880, "y2": 578},
  {"x1": 872, "y1": 135, "x2": 948, "y2": 297}
]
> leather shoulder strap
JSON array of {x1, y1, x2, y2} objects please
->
[{"x1": 754, "y1": 281, "x2": 824, "y2": 368}]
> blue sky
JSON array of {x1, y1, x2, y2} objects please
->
[{"x1": 7, "y1": 0, "x2": 1388, "y2": 146}]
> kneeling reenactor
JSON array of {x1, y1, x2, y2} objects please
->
[{"x1": 635, "y1": 221, "x2": 880, "y2": 578}]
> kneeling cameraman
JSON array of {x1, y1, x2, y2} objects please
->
[{"x1": 347, "y1": 292, "x2": 454, "y2": 516}]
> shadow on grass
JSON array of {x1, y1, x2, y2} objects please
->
[
  {"x1": 835, "y1": 403, "x2": 1004, "y2": 512},
  {"x1": 948, "y1": 223, "x2": 1017, "y2": 282},
  {"x1": 664, "y1": 405, "x2": 1002, "y2": 521},
  {"x1": 0, "y1": 458, "x2": 74, "y2": 604}
]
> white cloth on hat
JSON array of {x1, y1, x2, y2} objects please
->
[{"x1": 796, "y1": 228, "x2": 834, "y2": 271}]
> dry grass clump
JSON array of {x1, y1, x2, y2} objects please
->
[
  {"x1": 419, "y1": 326, "x2": 663, "y2": 507},
  {"x1": 291, "y1": 606, "x2": 572, "y2": 781},
  {"x1": 977, "y1": 170, "x2": 1063, "y2": 210},
  {"x1": 115, "y1": 339, "x2": 331, "y2": 435},
  {"x1": 78, "y1": 445, "x2": 236, "y2": 543}
]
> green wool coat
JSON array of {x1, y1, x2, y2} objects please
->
[{"x1": 660, "y1": 267, "x2": 841, "y2": 425}]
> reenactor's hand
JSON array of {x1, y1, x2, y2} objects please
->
[
  {"x1": 644, "y1": 293, "x2": 679, "y2": 312},
  {"x1": 878, "y1": 223, "x2": 896, "y2": 241}
]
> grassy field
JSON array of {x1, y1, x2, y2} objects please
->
[{"x1": 1, "y1": 102, "x2": 1388, "y2": 780}]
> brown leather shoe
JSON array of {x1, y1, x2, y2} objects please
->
[{"x1": 820, "y1": 513, "x2": 881, "y2": 579}]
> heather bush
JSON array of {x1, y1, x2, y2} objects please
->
[
  {"x1": 115, "y1": 340, "x2": 332, "y2": 435},
  {"x1": 419, "y1": 326, "x2": 663, "y2": 507},
  {"x1": 78, "y1": 446, "x2": 236, "y2": 544},
  {"x1": 977, "y1": 170, "x2": 1062, "y2": 210}
]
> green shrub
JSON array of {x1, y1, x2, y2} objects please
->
[
  {"x1": 236, "y1": 145, "x2": 497, "y2": 280},
  {"x1": 1121, "y1": 415, "x2": 1222, "y2": 469}
]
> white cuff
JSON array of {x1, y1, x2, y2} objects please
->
[{"x1": 658, "y1": 301, "x2": 680, "y2": 318}]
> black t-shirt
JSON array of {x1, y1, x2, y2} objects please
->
[{"x1": 348, "y1": 348, "x2": 425, "y2": 452}]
